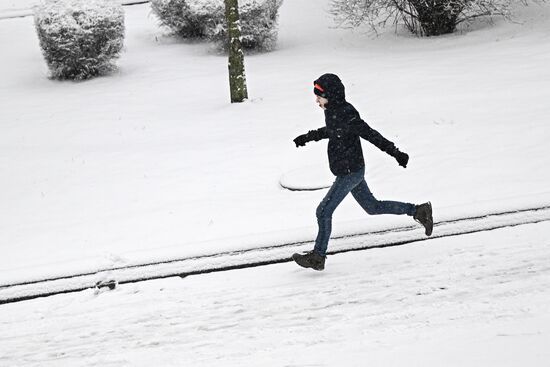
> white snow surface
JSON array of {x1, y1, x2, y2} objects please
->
[
  {"x1": 0, "y1": 0, "x2": 142, "y2": 18},
  {"x1": 1, "y1": 223, "x2": 550, "y2": 366},
  {"x1": 279, "y1": 163, "x2": 333, "y2": 190},
  {"x1": 1, "y1": 0, "x2": 550, "y2": 284},
  {"x1": 1, "y1": 0, "x2": 550, "y2": 364}
]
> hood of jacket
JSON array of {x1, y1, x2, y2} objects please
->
[{"x1": 314, "y1": 73, "x2": 346, "y2": 107}]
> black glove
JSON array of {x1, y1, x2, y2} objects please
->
[
  {"x1": 293, "y1": 134, "x2": 309, "y2": 147},
  {"x1": 394, "y1": 151, "x2": 409, "y2": 168}
]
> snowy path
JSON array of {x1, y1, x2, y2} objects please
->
[
  {"x1": 1, "y1": 222, "x2": 549, "y2": 366},
  {"x1": 2, "y1": 204, "x2": 550, "y2": 304}
]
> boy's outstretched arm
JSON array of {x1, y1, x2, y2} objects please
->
[
  {"x1": 352, "y1": 118, "x2": 409, "y2": 168},
  {"x1": 293, "y1": 127, "x2": 328, "y2": 147}
]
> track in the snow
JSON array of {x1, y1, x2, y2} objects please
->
[{"x1": 1, "y1": 205, "x2": 550, "y2": 305}]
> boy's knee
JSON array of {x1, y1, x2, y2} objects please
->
[
  {"x1": 366, "y1": 199, "x2": 383, "y2": 213},
  {"x1": 365, "y1": 205, "x2": 383, "y2": 215},
  {"x1": 316, "y1": 203, "x2": 333, "y2": 220},
  {"x1": 316, "y1": 204, "x2": 326, "y2": 219}
]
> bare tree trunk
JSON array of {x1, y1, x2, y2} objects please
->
[{"x1": 224, "y1": 0, "x2": 248, "y2": 103}]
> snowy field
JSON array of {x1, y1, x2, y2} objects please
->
[
  {"x1": 1, "y1": 223, "x2": 550, "y2": 366},
  {"x1": 1, "y1": 0, "x2": 550, "y2": 284},
  {"x1": 1, "y1": 0, "x2": 550, "y2": 364}
]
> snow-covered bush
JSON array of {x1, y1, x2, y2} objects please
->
[
  {"x1": 210, "y1": 0, "x2": 283, "y2": 51},
  {"x1": 34, "y1": 0, "x2": 125, "y2": 80},
  {"x1": 150, "y1": 0, "x2": 219, "y2": 38},
  {"x1": 330, "y1": 0, "x2": 526, "y2": 37},
  {"x1": 150, "y1": 0, "x2": 283, "y2": 51}
]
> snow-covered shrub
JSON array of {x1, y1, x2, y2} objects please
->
[
  {"x1": 150, "y1": 0, "x2": 283, "y2": 51},
  {"x1": 34, "y1": 0, "x2": 125, "y2": 80},
  {"x1": 209, "y1": 0, "x2": 283, "y2": 51},
  {"x1": 330, "y1": 0, "x2": 525, "y2": 37},
  {"x1": 150, "y1": 0, "x2": 219, "y2": 38}
]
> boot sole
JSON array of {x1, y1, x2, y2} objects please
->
[
  {"x1": 415, "y1": 202, "x2": 433, "y2": 236},
  {"x1": 425, "y1": 201, "x2": 433, "y2": 236}
]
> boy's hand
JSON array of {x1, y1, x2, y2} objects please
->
[
  {"x1": 395, "y1": 151, "x2": 409, "y2": 168},
  {"x1": 293, "y1": 134, "x2": 308, "y2": 147}
]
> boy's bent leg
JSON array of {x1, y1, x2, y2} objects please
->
[{"x1": 351, "y1": 179, "x2": 416, "y2": 216}]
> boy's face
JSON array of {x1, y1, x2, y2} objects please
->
[{"x1": 316, "y1": 95, "x2": 328, "y2": 110}]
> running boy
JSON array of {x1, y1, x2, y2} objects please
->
[{"x1": 292, "y1": 73, "x2": 433, "y2": 271}]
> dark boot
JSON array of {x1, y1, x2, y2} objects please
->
[
  {"x1": 292, "y1": 251, "x2": 326, "y2": 271},
  {"x1": 414, "y1": 202, "x2": 433, "y2": 236}
]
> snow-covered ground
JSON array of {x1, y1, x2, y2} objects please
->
[
  {"x1": 2, "y1": 0, "x2": 550, "y2": 284},
  {"x1": 2, "y1": 222, "x2": 550, "y2": 366},
  {"x1": 1, "y1": 0, "x2": 550, "y2": 364},
  {"x1": 0, "y1": 0, "x2": 146, "y2": 18}
]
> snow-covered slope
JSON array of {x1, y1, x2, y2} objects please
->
[
  {"x1": 1, "y1": 0, "x2": 550, "y2": 284},
  {"x1": 1, "y1": 222, "x2": 549, "y2": 366},
  {"x1": 1, "y1": 2, "x2": 550, "y2": 364}
]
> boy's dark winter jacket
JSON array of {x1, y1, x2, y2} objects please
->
[{"x1": 296, "y1": 73, "x2": 406, "y2": 176}]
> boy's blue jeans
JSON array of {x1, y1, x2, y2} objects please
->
[{"x1": 314, "y1": 167, "x2": 416, "y2": 256}]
